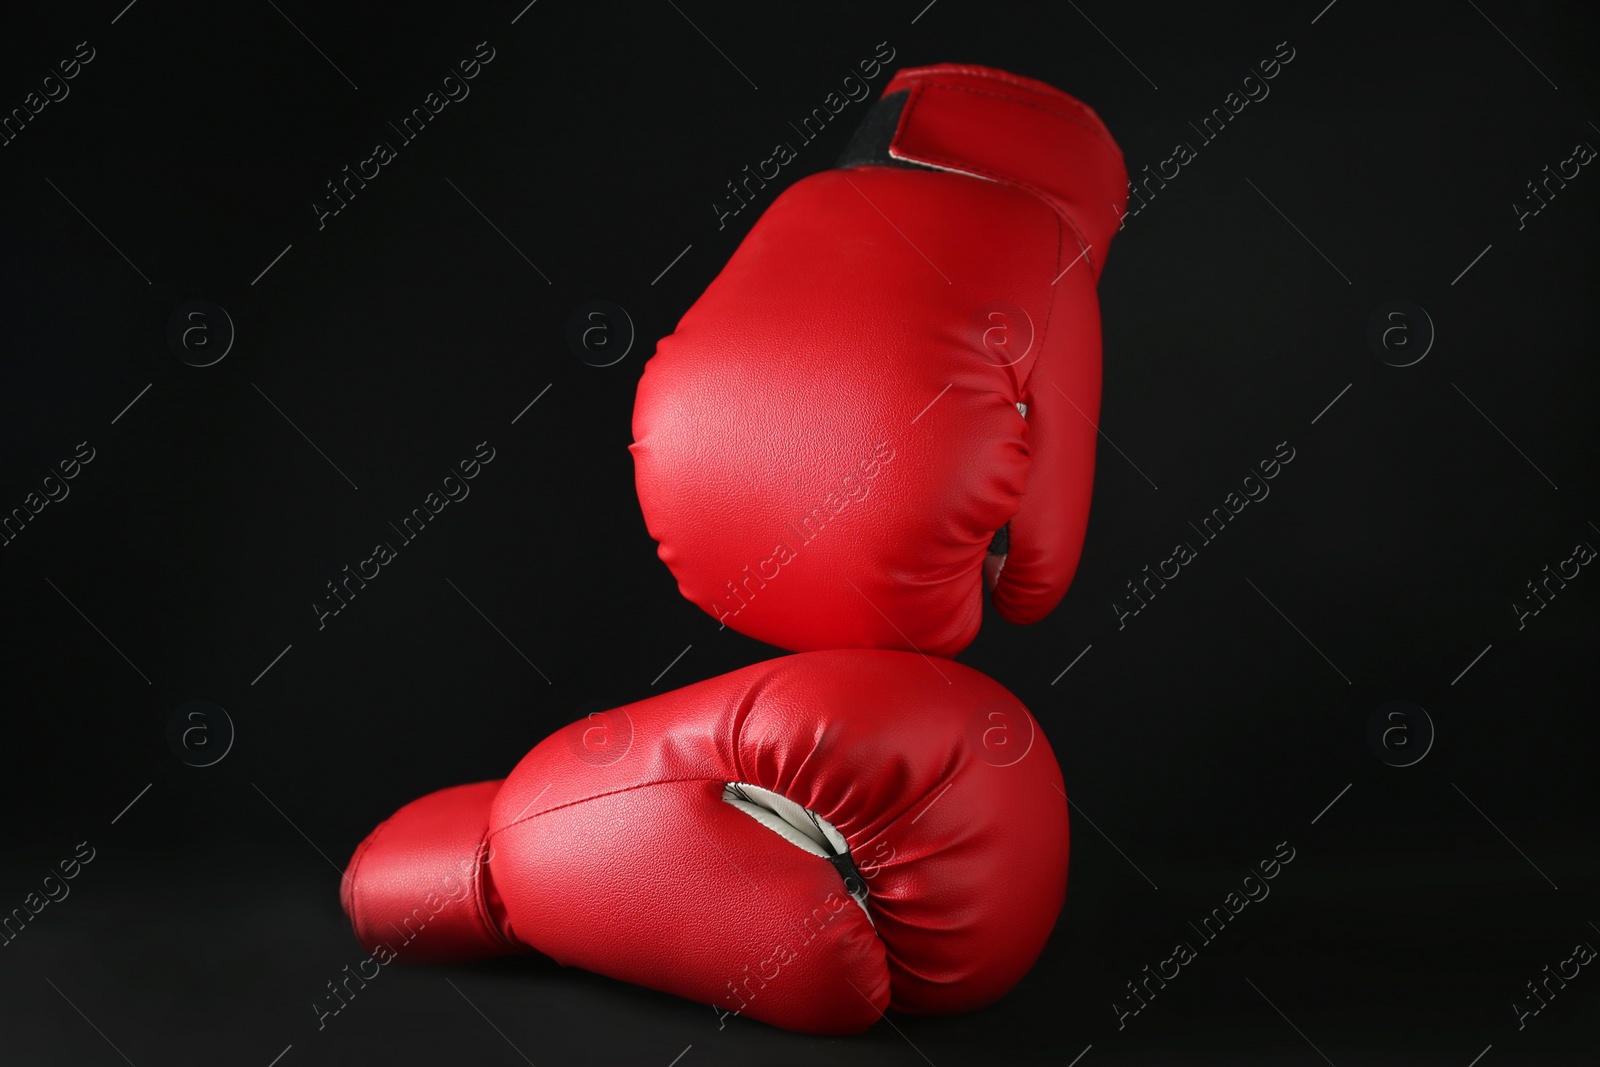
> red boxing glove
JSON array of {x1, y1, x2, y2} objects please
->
[
  {"x1": 631, "y1": 64, "x2": 1128, "y2": 656},
  {"x1": 341, "y1": 650, "x2": 1068, "y2": 1035}
]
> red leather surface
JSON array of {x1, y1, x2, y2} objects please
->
[
  {"x1": 632, "y1": 64, "x2": 1128, "y2": 656},
  {"x1": 343, "y1": 651, "x2": 1069, "y2": 1034},
  {"x1": 882, "y1": 63, "x2": 1129, "y2": 275},
  {"x1": 341, "y1": 779, "x2": 524, "y2": 963}
]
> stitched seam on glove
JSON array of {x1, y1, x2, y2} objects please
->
[
  {"x1": 342, "y1": 816, "x2": 386, "y2": 939},
  {"x1": 490, "y1": 777, "x2": 744, "y2": 836},
  {"x1": 470, "y1": 839, "x2": 514, "y2": 949}
]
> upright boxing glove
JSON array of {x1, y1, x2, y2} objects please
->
[
  {"x1": 341, "y1": 650, "x2": 1068, "y2": 1035},
  {"x1": 632, "y1": 64, "x2": 1128, "y2": 657}
]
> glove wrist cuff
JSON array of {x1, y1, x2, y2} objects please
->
[
  {"x1": 341, "y1": 780, "x2": 520, "y2": 963},
  {"x1": 861, "y1": 63, "x2": 1129, "y2": 274}
]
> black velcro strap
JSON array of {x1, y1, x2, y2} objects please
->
[{"x1": 834, "y1": 91, "x2": 931, "y2": 171}]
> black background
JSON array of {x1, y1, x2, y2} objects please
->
[{"x1": 2, "y1": 1, "x2": 1597, "y2": 1064}]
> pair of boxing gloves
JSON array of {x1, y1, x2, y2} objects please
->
[{"x1": 342, "y1": 63, "x2": 1128, "y2": 1034}]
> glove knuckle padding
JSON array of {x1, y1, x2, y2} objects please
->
[
  {"x1": 486, "y1": 650, "x2": 1068, "y2": 1033},
  {"x1": 632, "y1": 63, "x2": 1127, "y2": 656}
]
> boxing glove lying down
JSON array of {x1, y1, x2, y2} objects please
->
[
  {"x1": 340, "y1": 650, "x2": 1068, "y2": 1034},
  {"x1": 632, "y1": 64, "x2": 1129, "y2": 657}
]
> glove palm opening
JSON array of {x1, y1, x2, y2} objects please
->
[{"x1": 722, "y1": 782, "x2": 872, "y2": 923}]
